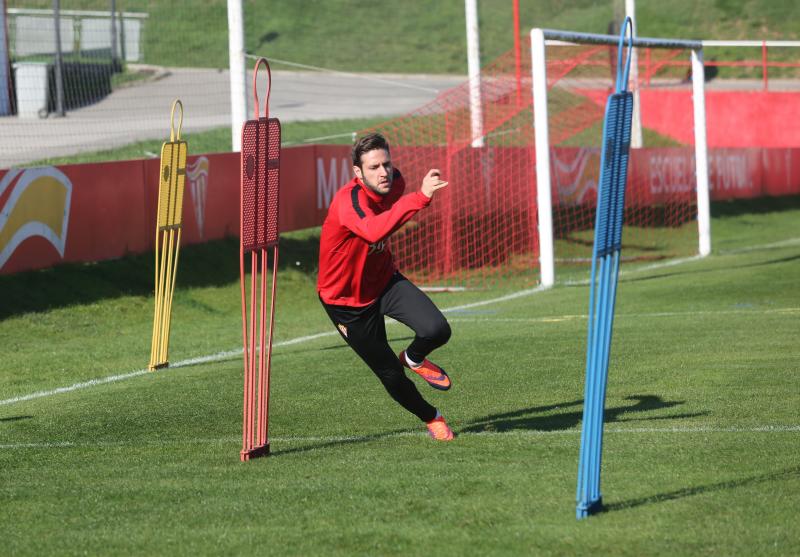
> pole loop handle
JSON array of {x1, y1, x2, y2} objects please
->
[
  {"x1": 170, "y1": 99, "x2": 183, "y2": 142},
  {"x1": 252, "y1": 57, "x2": 272, "y2": 120},
  {"x1": 616, "y1": 17, "x2": 634, "y2": 93}
]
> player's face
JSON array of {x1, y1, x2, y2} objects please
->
[{"x1": 354, "y1": 149, "x2": 393, "y2": 196}]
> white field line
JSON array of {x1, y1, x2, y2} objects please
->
[
  {"x1": 448, "y1": 307, "x2": 800, "y2": 324},
  {"x1": 0, "y1": 442, "x2": 76, "y2": 449},
  {"x1": 719, "y1": 236, "x2": 800, "y2": 254},
  {"x1": 2, "y1": 238, "x2": 798, "y2": 408},
  {"x1": 0, "y1": 287, "x2": 551, "y2": 408},
  {"x1": 243, "y1": 53, "x2": 441, "y2": 93},
  {"x1": 0, "y1": 334, "x2": 339, "y2": 407},
  {"x1": 560, "y1": 236, "x2": 800, "y2": 287},
  {"x1": 3, "y1": 425, "x2": 799, "y2": 451},
  {"x1": 0, "y1": 370, "x2": 152, "y2": 407},
  {"x1": 562, "y1": 255, "x2": 705, "y2": 287}
]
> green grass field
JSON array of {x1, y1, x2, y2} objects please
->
[{"x1": 1, "y1": 198, "x2": 799, "y2": 555}]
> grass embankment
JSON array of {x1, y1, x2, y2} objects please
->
[{"x1": 10, "y1": 1, "x2": 800, "y2": 73}]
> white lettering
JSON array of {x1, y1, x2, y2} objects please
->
[
  {"x1": 649, "y1": 153, "x2": 693, "y2": 195},
  {"x1": 341, "y1": 158, "x2": 353, "y2": 187},
  {"x1": 709, "y1": 152, "x2": 750, "y2": 193},
  {"x1": 317, "y1": 157, "x2": 339, "y2": 210},
  {"x1": 317, "y1": 158, "x2": 353, "y2": 210},
  {"x1": 367, "y1": 240, "x2": 386, "y2": 254}
]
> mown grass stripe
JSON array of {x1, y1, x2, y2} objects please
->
[
  {"x1": 2, "y1": 238, "x2": 797, "y2": 408},
  {"x1": 3, "y1": 425, "x2": 799, "y2": 451}
]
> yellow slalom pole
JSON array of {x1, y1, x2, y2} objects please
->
[
  {"x1": 149, "y1": 231, "x2": 161, "y2": 369},
  {"x1": 150, "y1": 230, "x2": 169, "y2": 369},
  {"x1": 159, "y1": 228, "x2": 176, "y2": 363},
  {"x1": 149, "y1": 99, "x2": 187, "y2": 370},
  {"x1": 162, "y1": 226, "x2": 182, "y2": 360}
]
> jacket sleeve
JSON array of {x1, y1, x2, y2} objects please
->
[{"x1": 339, "y1": 189, "x2": 431, "y2": 244}]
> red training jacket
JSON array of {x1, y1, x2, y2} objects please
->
[{"x1": 317, "y1": 169, "x2": 431, "y2": 307}]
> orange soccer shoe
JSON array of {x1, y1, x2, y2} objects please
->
[
  {"x1": 399, "y1": 351, "x2": 451, "y2": 391},
  {"x1": 426, "y1": 415, "x2": 455, "y2": 441}
]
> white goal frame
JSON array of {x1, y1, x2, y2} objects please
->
[{"x1": 530, "y1": 28, "x2": 711, "y2": 288}]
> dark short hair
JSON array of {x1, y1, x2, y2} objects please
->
[{"x1": 352, "y1": 132, "x2": 390, "y2": 167}]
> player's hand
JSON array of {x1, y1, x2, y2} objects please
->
[{"x1": 420, "y1": 169, "x2": 449, "y2": 198}]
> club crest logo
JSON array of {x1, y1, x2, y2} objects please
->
[
  {"x1": 337, "y1": 323, "x2": 348, "y2": 338},
  {"x1": 0, "y1": 167, "x2": 72, "y2": 270},
  {"x1": 186, "y1": 156, "x2": 209, "y2": 238}
]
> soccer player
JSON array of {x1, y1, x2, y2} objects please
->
[{"x1": 317, "y1": 132, "x2": 455, "y2": 441}]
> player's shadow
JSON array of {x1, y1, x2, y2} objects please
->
[
  {"x1": 269, "y1": 426, "x2": 416, "y2": 457},
  {"x1": 601, "y1": 465, "x2": 800, "y2": 513},
  {"x1": 461, "y1": 394, "x2": 705, "y2": 433},
  {"x1": 269, "y1": 394, "x2": 701, "y2": 458}
]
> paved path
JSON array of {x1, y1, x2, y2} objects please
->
[
  {"x1": 0, "y1": 67, "x2": 466, "y2": 168},
  {"x1": 1, "y1": 69, "x2": 797, "y2": 168}
]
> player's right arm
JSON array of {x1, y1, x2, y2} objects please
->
[{"x1": 338, "y1": 169, "x2": 449, "y2": 244}]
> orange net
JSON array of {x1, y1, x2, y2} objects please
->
[
  {"x1": 365, "y1": 40, "x2": 698, "y2": 287},
  {"x1": 545, "y1": 43, "x2": 698, "y2": 267}
]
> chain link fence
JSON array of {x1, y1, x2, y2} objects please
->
[
  {"x1": 0, "y1": 1, "x2": 458, "y2": 169},
  {"x1": 1, "y1": 1, "x2": 231, "y2": 168}
]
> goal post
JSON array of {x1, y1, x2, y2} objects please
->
[
  {"x1": 530, "y1": 28, "x2": 712, "y2": 287},
  {"x1": 364, "y1": 27, "x2": 718, "y2": 290}
]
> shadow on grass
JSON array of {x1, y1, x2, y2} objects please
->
[
  {"x1": 0, "y1": 234, "x2": 321, "y2": 320},
  {"x1": 0, "y1": 415, "x2": 33, "y2": 423},
  {"x1": 461, "y1": 394, "x2": 705, "y2": 433},
  {"x1": 270, "y1": 394, "x2": 701, "y2": 457},
  {"x1": 711, "y1": 194, "x2": 800, "y2": 218},
  {"x1": 603, "y1": 466, "x2": 800, "y2": 513},
  {"x1": 620, "y1": 252, "x2": 800, "y2": 285},
  {"x1": 561, "y1": 234, "x2": 665, "y2": 256},
  {"x1": 270, "y1": 426, "x2": 416, "y2": 457}
]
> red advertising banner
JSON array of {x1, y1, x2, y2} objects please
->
[
  {"x1": 550, "y1": 147, "x2": 800, "y2": 206},
  {"x1": 586, "y1": 89, "x2": 800, "y2": 148},
  {"x1": 0, "y1": 145, "x2": 350, "y2": 275},
  {"x1": 1, "y1": 144, "x2": 798, "y2": 275}
]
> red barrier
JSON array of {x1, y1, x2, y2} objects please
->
[
  {"x1": 580, "y1": 89, "x2": 800, "y2": 148},
  {"x1": 640, "y1": 90, "x2": 800, "y2": 148},
  {"x1": 1, "y1": 144, "x2": 799, "y2": 275},
  {"x1": 635, "y1": 147, "x2": 800, "y2": 201}
]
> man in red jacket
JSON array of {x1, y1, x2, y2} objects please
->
[{"x1": 318, "y1": 132, "x2": 454, "y2": 441}]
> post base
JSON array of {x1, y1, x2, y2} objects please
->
[
  {"x1": 148, "y1": 362, "x2": 169, "y2": 371},
  {"x1": 576, "y1": 497, "x2": 604, "y2": 519},
  {"x1": 240, "y1": 443, "x2": 270, "y2": 461}
]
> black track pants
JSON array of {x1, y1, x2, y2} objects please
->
[{"x1": 321, "y1": 273, "x2": 451, "y2": 422}]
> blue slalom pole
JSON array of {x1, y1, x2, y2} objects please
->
[{"x1": 576, "y1": 16, "x2": 635, "y2": 519}]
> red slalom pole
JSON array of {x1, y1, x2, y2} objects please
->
[
  {"x1": 513, "y1": 0, "x2": 522, "y2": 106},
  {"x1": 239, "y1": 57, "x2": 282, "y2": 461},
  {"x1": 262, "y1": 245, "x2": 279, "y2": 445}
]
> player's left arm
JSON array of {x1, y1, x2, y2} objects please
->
[{"x1": 340, "y1": 190, "x2": 431, "y2": 244}]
